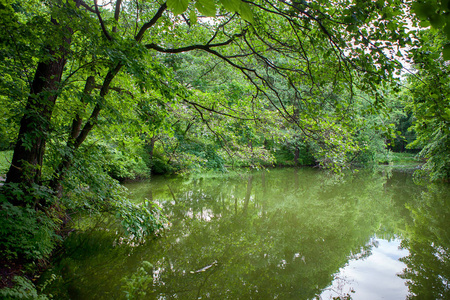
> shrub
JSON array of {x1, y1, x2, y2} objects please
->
[
  {"x1": 0, "y1": 201, "x2": 61, "y2": 261},
  {"x1": 0, "y1": 276, "x2": 50, "y2": 300}
]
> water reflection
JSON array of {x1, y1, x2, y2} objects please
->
[
  {"x1": 41, "y1": 168, "x2": 449, "y2": 299},
  {"x1": 321, "y1": 238, "x2": 409, "y2": 300},
  {"x1": 399, "y1": 182, "x2": 450, "y2": 299}
]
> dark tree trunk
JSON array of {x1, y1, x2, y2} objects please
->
[
  {"x1": 50, "y1": 65, "x2": 122, "y2": 197},
  {"x1": 6, "y1": 50, "x2": 67, "y2": 186},
  {"x1": 50, "y1": 76, "x2": 96, "y2": 198},
  {"x1": 294, "y1": 147, "x2": 300, "y2": 165},
  {"x1": 148, "y1": 136, "x2": 156, "y2": 160},
  {"x1": 5, "y1": 12, "x2": 75, "y2": 207}
]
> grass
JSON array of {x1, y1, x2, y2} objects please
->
[
  {"x1": 0, "y1": 150, "x2": 13, "y2": 176},
  {"x1": 388, "y1": 152, "x2": 422, "y2": 165},
  {"x1": 375, "y1": 151, "x2": 423, "y2": 170}
]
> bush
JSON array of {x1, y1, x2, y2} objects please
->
[
  {"x1": 273, "y1": 143, "x2": 315, "y2": 166},
  {"x1": 150, "y1": 141, "x2": 226, "y2": 174},
  {"x1": 102, "y1": 145, "x2": 151, "y2": 181},
  {"x1": 0, "y1": 200, "x2": 61, "y2": 261},
  {"x1": 0, "y1": 276, "x2": 51, "y2": 300},
  {"x1": 0, "y1": 151, "x2": 13, "y2": 176}
]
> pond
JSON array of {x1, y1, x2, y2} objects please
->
[{"x1": 42, "y1": 167, "x2": 450, "y2": 299}]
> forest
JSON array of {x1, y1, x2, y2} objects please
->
[{"x1": 0, "y1": 0, "x2": 449, "y2": 298}]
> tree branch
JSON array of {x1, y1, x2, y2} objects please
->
[
  {"x1": 190, "y1": 101, "x2": 235, "y2": 158},
  {"x1": 135, "y1": 3, "x2": 167, "y2": 42},
  {"x1": 182, "y1": 98, "x2": 256, "y2": 121},
  {"x1": 79, "y1": 0, "x2": 96, "y2": 13},
  {"x1": 145, "y1": 31, "x2": 247, "y2": 53},
  {"x1": 93, "y1": 84, "x2": 134, "y2": 98},
  {"x1": 94, "y1": 0, "x2": 113, "y2": 41},
  {"x1": 113, "y1": 0, "x2": 122, "y2": 33},
  {"x1": 74, "y1": 64, "x2": 122, "y2": 149},
  {"x1": 70, "y1": 75, "x2": 96, "y2": 143}
]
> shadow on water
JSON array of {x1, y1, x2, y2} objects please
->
[{"x1": 41, "y1": 168, "x2": 449, "y2": 299}]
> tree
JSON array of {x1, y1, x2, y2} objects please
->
[
  {"x1": 0, "y1": 0, "x2": 414, "y2": 270},
  {"x1": 404, "y1": 29, "x2": 450, "y2": 180},
  {"x1": 2, "y1": 0, "x2": 410, "y2": 185}
]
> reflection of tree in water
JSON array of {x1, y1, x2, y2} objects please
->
[
  {"x1": 400, "y1": 183, "x2": 450, "y2": 300},
  {"x1": 44, "y1": 168, "x2": 411, "y2": 299}
]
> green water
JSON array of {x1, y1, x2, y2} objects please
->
[{"x1": 43, "y1": 168, "x2": 450, "y2": 299}]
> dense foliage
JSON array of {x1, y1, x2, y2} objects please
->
[
  {"x1": 0, "y1": 0, "x2": 449, "y2": 295},
  {"x1": 404, "y1": 29, "x2": 450, "y2": 180}
]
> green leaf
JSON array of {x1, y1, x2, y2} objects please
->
[
  {"x1": 346, "y1": 25, "x2": 357, "y2": 32},
  {"x1": 220, "y1": 0, "x2": 241, "y2": 12},
  {"x1": 167, "y1": 0, "x2": 190, "y2": 15},
  {"x1": 196, "y1": 0, "x2": 216, "y2": 16},
  {"x1": 419, "y1": 20, "x2": 431, "y2": 27},
  {"x1": 444, "y1": 22, "x2": 450, "y2": 40},
  {"x1": 444, "y1": 108, "x2": 450, "y2": 120},
  {"x1": 376, "y1": 0, "x2": 385, "y2": 8},
  {"x1": 412, "y1": 2, "x2": 432, "y2": 21},
  {"x1": 440, "y1": 0, "x2": 450, "y2": 11},
  {"x1": 238, "y1": 2, "x2": 254, "y2": 24},
  {"x1": 429, "y1": 14, "x2": 445, "y2": 28},
  {"x1": 189, "y1": 9, "x2": 198, "y2": 24},
  {"x1": 443, "y1": 43, "x2": 450, "y2": 61}
]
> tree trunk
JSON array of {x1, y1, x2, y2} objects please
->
[
  {"x1": 6, "y1": 50, "x2": 67, "y2": 186},
  {"x1": 5, "y1": 12, "x2": 74, "y2": 206},
  {"x1": 49, "y1": 64, "x2": 122, "y2": 197},
  {"x1": 148, "y1": 136, "x2": 156, "y2": 160},
  {"x1": 294, "y1": 147, "x2": 300, "y2": 166},
  {"x1": 50, "y1": 76, "x2": 96, "y2": 198}
]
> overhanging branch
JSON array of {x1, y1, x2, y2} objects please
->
[
  {"x1": 135, "y1": 3, "x2": 167, "y2": 42},
  {"x1": 94, "y1": 0, "x2": 113, "y2": 41},
  {"x1": 182, "y1": 98, "x2": 257, "y2": 121},
  {"x1": 145, "y1": 30, "x2": 247, "y2": 53}
]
